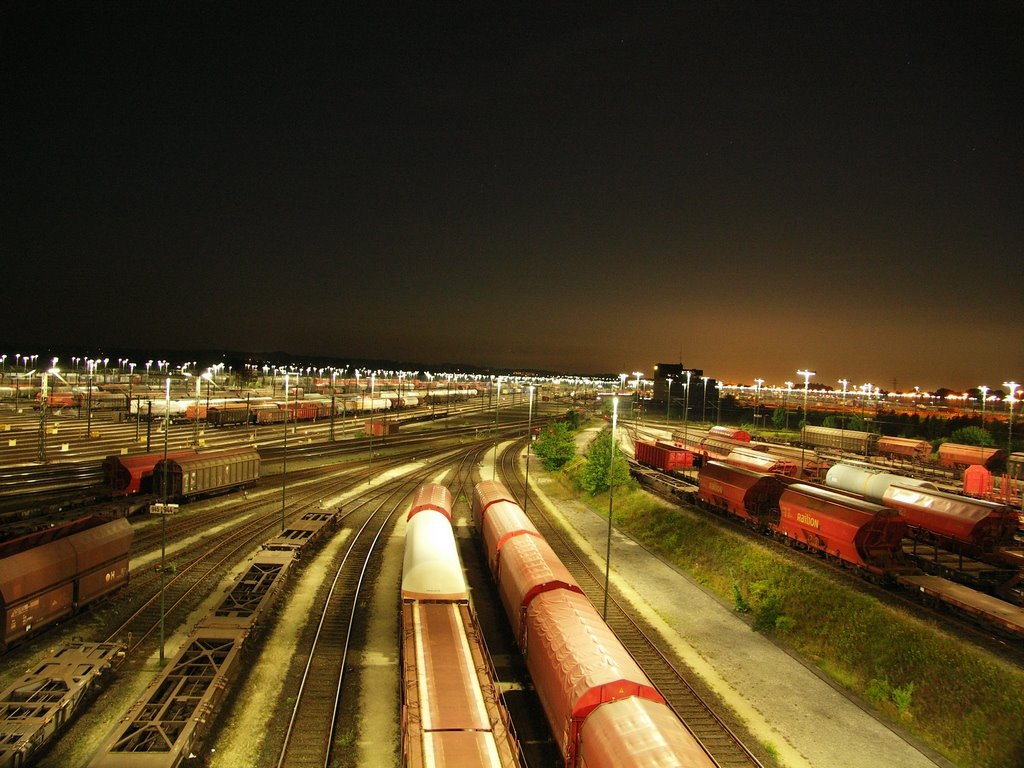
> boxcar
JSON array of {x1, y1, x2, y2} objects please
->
[
  {"x1": 152, "y1": 447, "x2": 260, "y2": 499},
  {"x1": 801, "y1": 425, "x2": 879, "y2": 455},
  {"x1": 103, "y1": 450, "x2": 198, "y2": 497},
  {"x1": 707, "y1": 425, "x2": 751, "y2": 442}
]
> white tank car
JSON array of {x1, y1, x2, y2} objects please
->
[{"x1": 825, "y1": 462, "x2": 937, "y2": 503}]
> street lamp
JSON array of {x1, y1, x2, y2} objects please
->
[
  {"x1": 282, "y1": 374, "x2": 289, "y2": 530},
  {"x1": 784, "y1": 381, "x2": 794, "y2": 431},
  {"x1": 603, "y1": 396, "x2": 618, "y2": 621},
  {"x1": 797, "y1": 369, "x2": 815, "y2": 473},
  {"x1": 838, "y1": 379, "x2": 849, "y2": 429},
  {"x1": 523, "y1": 385, "x2": 535, "y2": 514},
  {"x1": 978, "y1": 385, "x2": 989, "y2": 426},
  {"x1": 159, "y1": 375, "x2": 171, "y2": 664},
  {"x1": 665, "y1": 376, "x2": 673, "y2": 421},
  {"x1": 1004, "y1": 381, "x2": 1019, "y2": 452}
]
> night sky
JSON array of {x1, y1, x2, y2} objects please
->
[{"x1": 3, "y1": 3, "x2": 1021, "y2": 390}]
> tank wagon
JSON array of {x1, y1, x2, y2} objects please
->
[
  {"x1": 938, "y1": 443, "x2": 1008, "y2": 471},
  {"x1": 0, "y1": 517, "x2": 131, "y2": 652},
  {"x1": 152, "y1": 447, "x2": 260, "y2": 500},
  {"x1": 400, "y1": 483, "x2": 520, "y2": 767},
  {"x1": 876, "y1": 436, "x2": 932, "y2": 461},
  {"x1": 801, "y1": 425, "x2": 879, "y2": 455},
  {"x1": 472, "y1": 481, "x2": 716, "y2": 768}
]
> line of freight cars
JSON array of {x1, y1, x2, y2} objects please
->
[
  {"x1": 0, "y1": 516, "x2": 132, "y2": 653},
  {"x1": 88, "y1": 507, "x2": 339, "y2": 768},
  {"x1": 800, "y1": 425, "x2": 1010, "y2": 471},
  {"x1": 638, "y1": 438, "x2": 1021, "y2": 574},
  {"x1": 103, "y1": 447, "x2": 260, "y2": 500},
  {"x1": 472, "y1": 480, "x2": 718, "y2": 767},
  {"x1": 400, "y1": 483, "x2": 520, "y2": 767},
  {"x1": 693, "y1": 460, "x2": 1024, "y2": 636}
]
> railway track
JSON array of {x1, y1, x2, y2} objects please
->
[
  {"x1": 276, "y1": 448, "x2": 483, "y2": 768},
  {"x1": 499, "y1": 441, "x2": 763, "y2": 768}
]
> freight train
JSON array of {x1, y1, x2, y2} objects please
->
[
  {"x1": 400, "y1": 483, "x2": 520, "y2": 766},
  {"x1": 0, "y1": 516, "x2": 132, "y2": 652},
  {"x1": 104, "y1": 447, "x2": 259, "y2": 500},
  {"x1": 472, "y1": 480, "x2": 716, "y2": 767}
]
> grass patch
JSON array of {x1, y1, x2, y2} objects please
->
[{"x1": 557, "y1": 461, "x2": 1024, "y2": 768}]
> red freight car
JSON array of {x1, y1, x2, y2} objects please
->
[
  {"x1": 881, "y1": 484, "x2": 1018, "y2": 549},
  {"x1": 479, "y1": 500, "x2": 541, "y2": 575},
  {"x1": 938, "y1": 443, "x2": 1008, "y2": 471},
  {"x1": 578, "y1": 695, "x2": 716, "y2": 768},
  {"x1": 876, "y1": 436, "x2": 932, "y2": 461},
  {"x1": 707, "y1": 425, "x2": 751, "y2": 442},
  {"x1": 493, "y1": 533, "x2": 583, "y2": 644},
  {"x1": 777, "y1": 484, "x2": 907, "y2": 573},
  {"x1": 725, "y1": 446, "x2": 798, "y2": 477},
  {"x1": 633, "y1": 440, "x2": 695, "y2": 472},
  {"x1": 524, "y1": 589, "x2": 672, "y2": 768},
  {"x1": 471, "y1": 480, "x2": 519, "y2": 532},
  {"x1": 697, "y1": 461, "x2": 786, "y2": 524},
  {"x1": 103, "y1": 450, "x2": 199, "y2": 497},
  {"x1": 0, "y1": 517, "x2": 132, "y2": 651}
]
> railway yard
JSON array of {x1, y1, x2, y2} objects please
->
[{"x1": 0, "y1": 385, "x2": 1022, "y2": 768}]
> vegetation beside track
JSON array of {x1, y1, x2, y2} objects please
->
[{"x1": 546, "y1": 432, "x2": 1024, "y2": 768}]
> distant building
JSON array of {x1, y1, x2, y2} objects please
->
[{"x1": 651, "y1": 363, "x2": 716, "y2": 423}]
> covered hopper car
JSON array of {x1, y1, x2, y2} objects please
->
[{"x1": 938, "y1": 443, "x2": 1008, "y2": 471}]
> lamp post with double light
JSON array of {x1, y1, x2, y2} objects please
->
[
  {"x1": 665, "y1": 376, "x2": 672, "y2": 421},
  {"x1": 979, "y1": 385, "x2": 989, "y2": 426},
  {"x1": 1005, "y1": 381, "x2": 1019, "y2": 452},
  {"x1": 797, "y1": 369, "x2": 815, "y2": 473},
  {"x1": 682, "y1": 370, "x2": 692, "y2": 447},
  {"x1": 701, "y1": 376, "x2": 709, "y2": 425}
]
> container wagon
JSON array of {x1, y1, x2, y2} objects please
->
[{"x1": 152, "y1": 447, "x2": 260, "y2": 500}]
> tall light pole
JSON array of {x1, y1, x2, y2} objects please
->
[
  {"x1": 682, "y1": 370, "x2": 692, "y2": 446},
  {"x1": 159, "y1": 375, "x2": 170, "y2": 664},
  {"x1": 701, "y1": 376, "x2": 709, "y2": 424},
  {"x1": 492, "y1": 378, "x2": 502, "y2": 480},
  {"x1": 797, "y1": 369, "x2": 815, "y2": 473},
  {"x1": 979, "y1": 385, "x2": 989, "y2": 426},
  {"x1": 603, "y1": 396, "x2": 618, "y2": 621},
  {"x1": 1004, "y1": 381, "x2": 1019, "y2": 452},
  {"x1": 282, "y1": 374, "x2": 289, "y2": 530},
  {"x1": 838, "y1": 378, "x2": 849, "y2": 430},
  {"x1": 523, "y1": 385, "x2": 535, "y2": 513},
  {"x1": 784, "y1": 381, "x2": 794, "y2": 431},
  {"x1": 665, "y1": 376, "x2": 673, "y2": 421},
  {"x1": 37, "y1": 368, "x2": 51, "y2": 464}
]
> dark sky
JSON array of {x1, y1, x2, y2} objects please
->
[{"x1": 3, "y1": 3, "x2": 1022, "y2": 390}]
